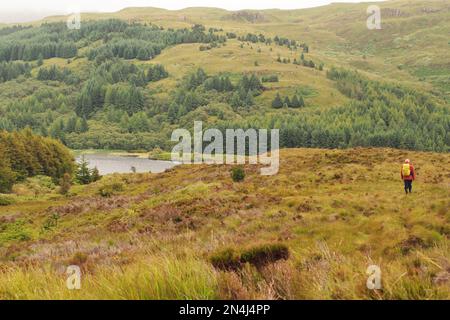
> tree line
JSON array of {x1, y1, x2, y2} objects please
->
[
  {"x1": 221, "y1": 68, "x2": 450, "y2": 152},
  {"x1": 167, "y1": 68, "x2": 265, "y2": 121},
  {"x1": 0, "y1": 19, "x2": 225, "y2": 64},
  {"x1": 37, "y1": 65, "x2": 80, "y2": 84},
  {"x1": 87, "y1": 22, "x2": 226, "y2": 63},
  {"x1": 0, "y1": 21, "x2": 447, "y2": 153},
  {"x1": 271, "y1": 93, "x2": 305, "y2": 109},
  {"x1": 0, "y1": 130, "x2": 74, "y2": 193},
  {"x1": 236, "y1": 33, "x2": 309, "y2": 52},
  {"x1": 0, "y1": 42, "x2": 77, "y2": 62},
  {"x1": 0, "y1": 61, "x2": 31, "y2": 83},
  {"x1": 75, "y1": 60, "x2": 168, "y2": 118},
  {"x1": 277, "y1": 53, "x2": 323, "y2": 71}
]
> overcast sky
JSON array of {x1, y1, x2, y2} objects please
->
[{"x1": 0, "y1": 0, "x2": 385, "y2": 23}]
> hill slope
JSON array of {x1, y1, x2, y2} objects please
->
[
  {"x1": 0, "y1": 0, "x2": 448, "y2": 152},
  {"x1": 0, "y1": 148, "x2": 449, "y2": 299},
  {"x1": 39, "y1": 0, "x2": 450, "y2": 95}
]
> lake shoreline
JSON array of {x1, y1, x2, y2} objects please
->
[{"x1": 75, "y1": 151, "x2": 177, "y2": 175}]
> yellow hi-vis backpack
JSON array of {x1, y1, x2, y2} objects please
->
[{"x1": 402, "y1": 163, "x2": 411, "y2": 177}]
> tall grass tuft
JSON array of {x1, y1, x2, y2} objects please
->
[{"x1": 0, "y1": 255, "x2": 218, "y2": 300}]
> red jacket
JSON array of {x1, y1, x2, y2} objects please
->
[{"x1": 401, "y1": 164, "x2": 416, "y2": 181}]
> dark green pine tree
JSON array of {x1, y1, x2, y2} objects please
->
[
  {"x1": 90, "y1": 167, "x2": 101, "y2": 182},
  {"x1": 290, "y1": 95, "x2": 300, "y2": 108},
  {"x1": 230, "y1": 91, "x2": 242, "y2": 109},
  {"x1": 290, "y1": 95, "x2": 304, "y2": 108},
  {"x1": 78, "y1": 118, "x2": 89, "y2": 133},
  {"x1": 65, "y1": 116, "x2": 77, "y2": 133},
  {"x1": 223, "y1": 76, "x2": 233, "y2": 91},
  {"x1": 37, "y1": 54, "x2": 44, "y2": 66},
  {"x1": 136, "y1": 48, "x2": 149, "y2": 60},
  {"x1": 271, "y1": 93, "x2": 283, "y2": 109},
  {"x1": 298, "y1": 95, "x2": 305, "y2": 107},
  {"x1": 167, "y1": 103, "x2": 179, "y2": 123},
  {"x1": 244, "y1": 90, "x2": 254, "y2": 107},
  {"x1": 283, "y1": 96, "x2": 291, "y2": 107},
  {"x1": 76, "y1": 156, "x2": 92, "y2": 185}
]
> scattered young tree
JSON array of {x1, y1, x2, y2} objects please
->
[
  {"x1": 90, "y1": 167, "x2": 101, "y2": 182},
  {"x1": 231, "y1": 166, "x2": 245, "y2": 182},
  {"x1": 290, "y1": 95, "x2": 305, "y2": 108},
  {"x1": 0, "y1": 61, "x2": 31, "y2": 83},
  {"x1": 59, "y1": 173, "x2": 72, "y2": 195},
  {"x1": 262, "y1": 75, "x2": 279, "y2": 83},
  {"x1": 76, "y1": 156, "x2": 92, "y2": 185},
  {"x1": 271, "y1": 93, "x2": 283, "y2": 109}
]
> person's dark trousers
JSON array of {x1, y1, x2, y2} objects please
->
[{"x1": 404, "y1": 180, "x2": 412, "y2": 194}]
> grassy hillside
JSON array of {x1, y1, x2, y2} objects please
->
[
  {"x1": 0, "y1": 0, "x2": 448, "y2": 153},
  {"x1": 39, "y1": 0, "x2": 450, "y2": 95},
  {"x1": 0, "y1": 148, "x2": 449, "y2": 299},
  {"x1": 0, "y1": 2, "x2": 448, "y2": 300},
  {"x1": 0, "y1": 27, "x2": 448, "y2": 152},
  {"x1": 148, "y1": 40, "x2": 347, "y2": 108}
]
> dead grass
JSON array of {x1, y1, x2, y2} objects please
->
[{"x1": 0, "y1": 147, "x2": 449, "y2": 299}]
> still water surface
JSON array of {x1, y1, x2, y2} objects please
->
[{"x1": 76, "y1": 154, "x2": 177, "y2": 175}]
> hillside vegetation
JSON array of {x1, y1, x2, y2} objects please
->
[
  {"x1": 0, "y1": 1, "x2": 449, "y2": 300},
  {"x1": 41, "y1": 0, "x2": 450, "y2": 94},
  {"x1": 0, "y1": 148, "x2": 448, "y2": 299},
  {"x1": 0, "y1": 0, "x2": 448, "y2": 152},
  {"x1": 0, "y1": 130, "x2": 74, "y2": 193}
]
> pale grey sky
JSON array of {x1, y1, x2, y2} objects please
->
[{"x1": 0, "y1": 0, "x2": 385, "y2": 23}]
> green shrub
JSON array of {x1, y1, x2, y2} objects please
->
[
  {"x1": 262, "y1": 75, "x2": 279, "y2": 83},
  {"x1": 12, "y1": 175, "x2": 57, "y2": 197},
  {"x1": 97, "y1": 182, "x2": 124, "y2": 197},
  {"x1": 0, "y1": 130, "x2": 75, "y2": 188},
  {"x1": 231, "y1": 166, "x2": 245, "y2": 182},
  {"x1": 59, "y1": 173, "x2": 72, "y2": 195},
  {"x1": 0, "y1": 220, "x2": 31, "y2": 243},
  {"x1": 91, "y1": 167, "x2": 101, "y2": 182},
  {"x1": 0, "y1": 165, "x2": 16, "y2": 193},
  {"x1": 76, "y1": 156, "x2": 101, "y2": 185},
  {"x1": 26, "y1": 175, "x2": 56, "y2": 191},
  {"x1": 41, "y1": 213, "x2": 60, "y2": 232},
  {"x1": 148, "y1": 147, "x2": 166, "y2": 160},
  {"x1": 0, "y1": 195, "x2": 15, "y2": 206}
]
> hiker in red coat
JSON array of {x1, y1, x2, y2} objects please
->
[{"x1": 401, "y1": 159, "x2": 416, "y2": 194}]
